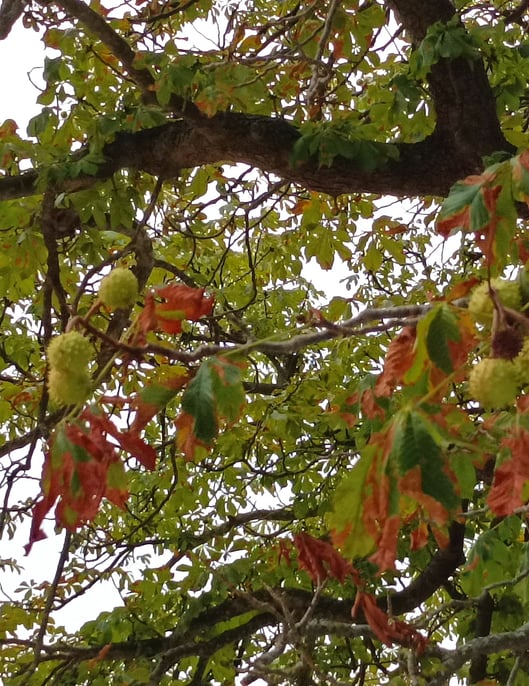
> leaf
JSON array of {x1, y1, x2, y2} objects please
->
[
  {"x1": 488, "y1": 428, "x2": 529, "y2": 516},
  {"x1": 436, "y1": 163, "x2": 517, "y2": 268},
  {"x1": 178, "y1": 356, "x2": 246, "y2": 454},
  {"x1": 293, "y1": 533, "x2": 359, "y2": 584},
  {"x1": 424, "y1": 304, "x2": 461, "y2": 375},
  {"x1": 328, "y1": 449, "x2": 376, "y2": 560},
  {"x1": 154, "y1": 284, "x2": 215, "y2": 334},
  {"x1": 511, "y1": 149, "x2": 529, "y2": 204},
  {"x1": 353, "y1": 592, "x2": 428, "y2": 653},
  {"x1": 376, "y1": 326, "x2": 417, "y2": 396},
  {"x1": 175, "y1": 411, "x2": 209, "y2": 461},
  {"x1": 437, "y1": 173, "x2": 496, "y2": 238},
  {"x1": 25, "y1": 421, "x2": 130, "y2": 553},
  {"x1": 368, "y1": 515, "x2": 401, "y2": 570},
  {"x1": 80, "y1": 408, "x2": 157, "y2": 471},
  {"x1": 181, "y1": 363, "x2": 217, "y2": 443},
  {"x1": 391, "y1": 411, "x2": 459, "y2": 515},
  {"x1": 209, "y1": 357, "x2": 246, "y2": 423}
]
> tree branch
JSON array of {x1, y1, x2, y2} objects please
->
[
  {"x1": 0, "y1": 110, "x2": 514, "y2": 205},
  {"x1": 0, "y1": 0, "x2": 23, "y2": 39}
]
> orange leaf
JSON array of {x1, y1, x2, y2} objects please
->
[
  {"x1": 175, "y1": 411, "x2": 208, "y2": 461},
  {"x1": 410, "y1": 520, "x2": 429, "y2": 551},
  {"x1": 399, "y1": 466, "x2": 450, "y2": 526},
  {"x1": 353, "y1": 591, "x2": 428, "y2": 653},
  {"x1": 444, "y1": 277, "x2": 481, "y2": 302},
  {"x1": 135, "y1": 291, "x2": 158, "y2": 344},
  {"x1": 488, "y1": 428, "x2": 529, "y2": 516},
  {"x1": 376, "y1": 327, "x2": 416, "y2": 396},
  {"x1": 293, "y1": 532, "x2": 359, "y2": 584},
  {"x1": 368, "y1": 515, "x2": 400, "y2": 571},
  {"x1": 87, "y1": 643, "x2": 112, "y2": 668},
  {"x1": 155, "y1": 284, "x2": 214, "y2": 334}
]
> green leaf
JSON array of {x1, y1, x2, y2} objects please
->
[
  {"x1": 424, "y1": 304, "x2": 460, "y2": 375},
  {"x1": 392, "y1": 411, "x2": 459, "y2": 510},
  {"x1": 181, "y1": 362, "x2": 217, "y2": 443},
  {"x1": 209, "y1": 357, "x2": 245, "y2": 423},
  {"x1": 327, "y1": 448, "x2": 376, "y2": 559},
  {"x1": 139, "y1": 383, "x2": 181, "y2": 408}
]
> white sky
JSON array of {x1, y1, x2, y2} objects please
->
[{"x1": 0, "y1": 23, "x2": 44, "y2": 129}]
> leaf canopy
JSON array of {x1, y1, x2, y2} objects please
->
[{"x1": 3, "y1": 0, "x2": 529, "y2": 684}]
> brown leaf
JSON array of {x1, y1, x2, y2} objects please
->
[
  {"x1": 293, "y1": 532, "x2": 359, "y2": 584},
  {"x1": 353, "y1": 591, "x2": 428, "y2": 653},
  {"x1": 376, "y1": 327, "x2": 417, "y2": 396},
  {"x1": 488, "y1": 427, "x2": 529, "y2": 516}
]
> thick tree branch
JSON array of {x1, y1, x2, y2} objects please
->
[
  {"x1": 0, "y1": 0, "x2": 23, "y2": 39},
  {"x1": 389, "y1": 0, "x2": 506, "y2": 158},
  {"x1": 427, "y1": 620, "x2": 529, "y2": 686},
  {"x1": 0, "y1": 110, "x2": 514, "y2": 204}
]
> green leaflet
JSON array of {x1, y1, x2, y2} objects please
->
[
  {"x1": 327, "y1": 448, "x2": 375, "y2": 560},
  {"x1": 391, "y1": 411, "x2": 459, "y2": 511},
  {"x1": 424, "y1": 304, "x2": 460, "y2": 375},
  {"x1": 181, "y1": 357, "x2": 245, "y2": 443},
  {"x1": 182, "y1": 361, "x2": 217, "y2": 443}
]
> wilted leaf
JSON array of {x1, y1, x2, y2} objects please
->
[
  {"x1": 328, "y1": 450, "x2": 376, "y2": 560},
  {"x1": 293, "y1": 532, "x2": 358, "y2": 584},
  {"x1": 376, "y1": 327, "x2": 417, "y2": 396},
  {"x1": 353, "y1": 592, "x2": 428, "y2": 652},
  {"x1": 488, "y1": 428, "x2": 529, "y2": 516},
  {"x1": 155, "y1": 284, "x2": 214, "y2": 334}
]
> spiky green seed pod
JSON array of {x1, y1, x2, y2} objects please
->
[
  {"x1": 514, "y1": 337, "x2": 529, "y2": 385},
  {"x1": 47, "y1": 331, "x2": 94, "y2": 373},
  {"x1": 468, "y1": 279, "x2": 522, "y2": 324},
  {"x1": 47, "y1": 368, "x2": 92, "y2": 406},
  {"x1": 468, "y1": 358, "x2": 518, "y2": 409},
  {"x1": 98, "y1": 268, "x2": 138, "y2": 310}
]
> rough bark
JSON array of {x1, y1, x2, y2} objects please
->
[{"x1": 0, "y1": 0, "x2": 516, "y2": 204}]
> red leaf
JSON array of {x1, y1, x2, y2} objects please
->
[
  {"x1": 175, "y1": 411, "x2": 209, "y2": 461},
  {"x1": 488, "y1": 428, "x2": 529, "y2": 516},
  {"x1": 368, "y1": 515, "x2": 401, "y2": 571},
  {"x1": 376, "y1": 327, "x2": 417, "y2": 396},
  {"x1": 155, "y1": 284, "x2": 214, "y2": 334},
  {"x1": 353, "y1": 591, "x2": 427, "y2": 653},
  {"x1": 81, "y1": 408, "x2": 157, "y2": 471},
  {"x1": 136, "y1": 291, "x2": 158, "y2": 344},
  {"x1": 25, "y1": 420, "x2": 131, "y2": 552},
  {"x1": 293, "y1": 532, "x2": 359, "y2": 584}
]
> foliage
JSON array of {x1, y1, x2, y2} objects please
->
[{"x1": 3, "y1": 1, "x2": 529, "y2": 685}]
